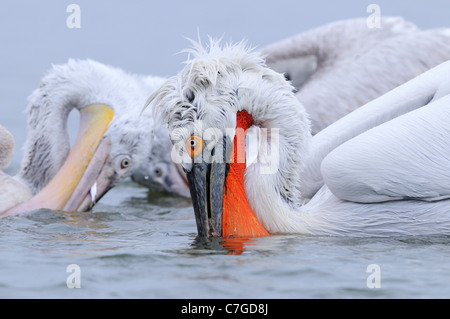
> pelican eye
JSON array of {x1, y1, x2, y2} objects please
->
[
  {"x1": 154, "y1": 167, "x2": 162, "y2": 177},
  {"x1": 120, "y1": 157, "x2": 131, "y2": 169},
  {"x1": 186, "y1": 135, "x2": 204, "y2": 158}
]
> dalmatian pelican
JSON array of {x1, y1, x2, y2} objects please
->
[
  {"x1": 1, "y1": 59, "x2": 188, "y2": 217},
  {"x1": 131, "y1": 17, "x2": 450, "y2": 196},
  {"x1": 262, "y1": 17, "x2": 450, "y2": 134},
  {"x1": 147, "y1": 40, "x2": 450, "y2": 238}
]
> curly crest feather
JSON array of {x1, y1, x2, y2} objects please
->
[{"x1": 145, "y1": 38, "x2": 271, "y2": 130}]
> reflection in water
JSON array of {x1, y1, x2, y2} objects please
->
[
  {"x1": 188, "y1": 236, "x2": 262, "y2": 255},
  {"x1": 220, "y1": 237, "x2": 256, "y2": 255},
  {"x1": 6, "y1": 204, "x2": 450, "y2": 298},
  {"x1": 21, "y1": 208, "x2": 134, "y2": 256}
]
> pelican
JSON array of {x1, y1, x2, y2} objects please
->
[
  {"x1": 130, "y1": 127, "x2": 190, "y2": 197},
  {"x1": 1, "y1": 59, "x2": 188, "y2": 217},
  {"x1": 148, "y1": 40, "x2": 450, "y2": 238},
  {"x1": 131, "y1": 17, "x2": 450, "y2": 195},
  {"x1": 262, "y1": 17, "x2": 450, "y2": 134}
]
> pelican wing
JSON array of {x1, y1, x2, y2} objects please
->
[
  {"x1": 262, "y1": 17, "x2": 418, "y2": 87},
  {"x1": 321, "y1": 93, "x2": 450, "y2": 204},
  {"x1": 262, "y1": 17, "x2": 450, "y2": 133},
  {"x1": 300, "y1": 60, "x2": 450, "y2": 199}
]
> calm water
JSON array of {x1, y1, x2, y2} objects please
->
[
  {"x1": 2, "y1": 177, "x2": 450, "y2": 298},
  {"x1": 2, "y1": 1, "x2": 450, "y2": 299}
]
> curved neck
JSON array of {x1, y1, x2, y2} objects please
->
[
  {"x1": 17, "y1": 86, "x2": 74, "y2": 193},
  {"x1": 240, "y1": 74, "x2": 312, "y2": 198},
  {"x1": 16, "y1": 59, "x2": 154, "y2": 194},
  {"x1": 17, "y1": 60, "x2": 113, "y2": 193},
  {"x1": 242, "y1": 60, "x2": 442, "y2": 234},
  {"x1": 238, "y1": 75, "x2": 313, "y2": 233}
]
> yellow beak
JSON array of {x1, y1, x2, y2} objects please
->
[{"x1": 2, "y1": 104, "x2": 114, "y2": 216}]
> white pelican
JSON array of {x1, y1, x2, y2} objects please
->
[
  {"x1": 147, "y1": 40, "x2": 450, "y2": 238},
  {"x1": 262, "y1": 17, "x2": 450, "y2": 134},
  {"x1": 1, "y1": 59, "x2": 188, "y2": 217}
]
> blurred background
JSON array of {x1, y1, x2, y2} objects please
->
[{"x1": 1, "y1": 0, "x2": 449, "y2": 170}]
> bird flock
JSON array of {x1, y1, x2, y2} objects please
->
[{"x1": 2, "y1": 17, "x2": 450, "y2": 238}]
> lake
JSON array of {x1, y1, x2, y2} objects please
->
[
  {"x1": 1, "y1": 0, "x2": 450, "y2": 299},
  {"x1": 2, "y1": 173, "x2": 450, "y2": 298}
]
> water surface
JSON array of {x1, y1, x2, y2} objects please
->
[
  {"x1": 2, "y1": 179, "x2": 450, "y2": 298},
  {"x1": 2, "y1": 0, "x2": 450, "y2": 299}
]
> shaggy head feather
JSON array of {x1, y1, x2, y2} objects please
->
[{"x1": 148, "y1": 39, "x2": 314, "y2": 231}]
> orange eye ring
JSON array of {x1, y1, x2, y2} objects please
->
[{"x1": 186, "y1": 135, "x2": 204, "y2": 158}]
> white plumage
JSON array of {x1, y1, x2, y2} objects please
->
[
  {"x1": 18, "y1": 59, "x2": 162, "y2": 193},
  {"x1": 1, "y1": 59, "x2": 188, "y2": 215},
  {"x1": 150, "y1": 38, "x2": 450, "y2": 237},
  {"x1": 262, "y1": 17, "x2": 450, "y2": 134}
]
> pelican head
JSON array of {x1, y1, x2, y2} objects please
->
[
  {"x1": 131, "y1": 126, "x2": 190, "y2": 197},
  {"x1": 3, "y1": 59, "x2": 189, "y2": 216},
  {"x1": 148, "y1": 39, "x2": 310, "y2": 237}
]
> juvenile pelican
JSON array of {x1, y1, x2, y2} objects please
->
[
  {"x1": 130, "y1": 127, "x2": 190, "y2": 197},
  {"x1": 1, "y1": 59, "x2": 187, "y2": 217},
  {"x1": 148, "y1": 40, "x2": 450, "y2": 238},
  {"x1": 262, "y1": 17, "x2": 450, "y2": 133}
]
